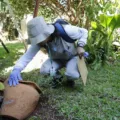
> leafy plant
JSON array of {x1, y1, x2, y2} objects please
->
[{"x1": 86, "y1": 14, "x2": 120, "y2": 69}]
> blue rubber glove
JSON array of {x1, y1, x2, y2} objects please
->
[
  {"x1": 8, "y1": 68, "x2": 22, "y2": 86},
  {"x1": 84, "y1": 52, "x2": 89, "y2": 58}
]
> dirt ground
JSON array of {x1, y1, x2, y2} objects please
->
[{"x1": 27, "y1": 95, "x2": 67, "y2": 120}]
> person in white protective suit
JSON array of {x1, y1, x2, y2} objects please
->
[{"x1": 8, "y1": 16, "x2": 88, "y2": 88}]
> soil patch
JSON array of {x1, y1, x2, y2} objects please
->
[{"x1": 27, "y1": 95, "x2": 67, "y2": 120}]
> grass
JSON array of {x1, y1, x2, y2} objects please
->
[
  {"x1": 0, "y1": 42, "x2": 120, "y2": 120},
  {"x1": 0, "y1": 42, "x2": 25, "y2": 77}
]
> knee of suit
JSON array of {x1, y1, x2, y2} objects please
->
[
  {"x1": 65, "y1": 72, "x2": 80, "y2": 80},
  {"x1": 40, "y1": 68, "x2": 50, "y2": 75}
]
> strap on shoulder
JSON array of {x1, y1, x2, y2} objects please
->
[{"x1": 54, "y1": 23, "x2": 76, "y2": 43}]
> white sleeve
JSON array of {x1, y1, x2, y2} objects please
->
[
  {"x1": 14, "y1": 44, "x2": 40, "y2": 71},
  {"x1": 64, "y1": 25, "x2": 88, "y2": 46},
  {"x1": 77, "y1": 28, "x2": 88, "y2": 46}
]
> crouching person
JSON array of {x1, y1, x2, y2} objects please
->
[{"x1": 8, "y1": 16, "x2": 88, "y2": 88}]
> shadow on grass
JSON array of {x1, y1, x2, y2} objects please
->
[{"x1": 22, "y1": 69, "x2": 84, "y2": 93}]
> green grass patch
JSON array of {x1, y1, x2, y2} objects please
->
[
  {"x1": 0, "y1": 42, "x2": 120, "y2": 120},
  {"x1": 0, "y1": 42, "x2": 25, "y2": 76}
]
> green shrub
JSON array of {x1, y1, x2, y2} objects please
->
[{"x1": 86, "y1": 14, "x2": 120, "y2": 69}]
